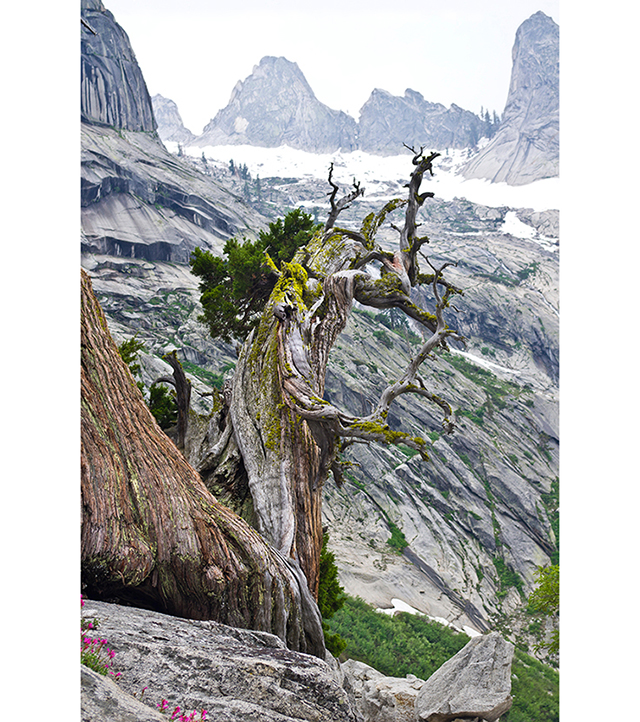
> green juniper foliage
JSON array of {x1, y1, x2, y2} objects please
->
[
  {"x1": 317, "y1": 533, "x2": 347, "y2": 656},
  {"x1": 117, "y1": 335, "x2": 145, "y2": 376},
  {"x1": 149, "y1": 384, "x2": 178, "y2": 430},
  {"x1": 190, "y1": 208, "x2": 321, "y2": 343}
]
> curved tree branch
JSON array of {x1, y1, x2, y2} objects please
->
[{"x1": 324, "y1": 163, "x2": 365, "y2": 233}]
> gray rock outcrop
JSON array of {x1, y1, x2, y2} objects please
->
[
  {"x1": 358, "y1": 89, "x2": 487, "y2": 156},
  {"x1": 195, "y1": 56, "x2": 358, "y2": 152},
  {"x1": 152, "y1": 94, "x2": 196, "y2": 145},
  {"x1": 81, "y1": 0, "x2": 156, "y2": 133},
  {"x1": 341, "y1": 659, "x2": 424, "y2": 722},
  {"x1": 81, "y1": 600, "x2": 359, "y2": 721},
  {"x1": 414, "y1": 632, "x2": 514, "y2": 721},
  {"x1": 82, "y1": 666, "x2": 168, "y2": 722},
  {"x1": 461, "y1": 11, "x2": 559, "y2": 185}
]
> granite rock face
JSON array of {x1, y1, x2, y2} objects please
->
[
  {"x1": 414, "y1": 632, "x2": 514, "y2": 722},
  {"x1": 81, "y1": 123, "x2": 266, "y2": 263},
  {"x1": 81, "y1": 666, "x2": 168, "y2": 722},
  {"x1": 152, "y1": 94, "x2": 196, "y2": 145},
  {"x1": 341, "y1": 659, "x2": 424, "y2": 722},
  {"x1": 81, "y1": 0, "x2": 156, "y2": 133},
  {"x1": 358, "y1": 89, "x2": 488, "y2": 156},
  {"x1": 195, "y1": 56, "x2": 358, "y2": 152},
  {"x1": 81, "y1": 600, "x2": 359, "y2": 722},
  {"x1": 461, "y1": 11, "x2": 559, "y2": 185}
]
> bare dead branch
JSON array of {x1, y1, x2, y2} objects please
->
[{"x1": 324, "y1": 163, "x2": 365, "y2": 233}]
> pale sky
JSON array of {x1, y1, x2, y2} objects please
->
[{"x1": 103, "y1": 0, "x2": 560, "y2": 135}]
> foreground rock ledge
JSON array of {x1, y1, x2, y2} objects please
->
[
  {"x1": 81, "y1": 600, "x2": 359, "y2": 722},
  {"x1": 341, "y1": 659, "x2": 424, "y2": 722},
  {"x1": 415, "y1": 632, "x2": 514, "y2": 722}
]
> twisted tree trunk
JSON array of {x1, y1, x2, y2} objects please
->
[
  {"x1": 212, "y1": 151, "x2": 463, "y2": 601},
  {"x1": 80, "y1": 270, "x2": 324, "y2": 656}
]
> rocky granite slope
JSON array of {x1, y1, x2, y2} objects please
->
[
  {"x1": 81, "y1": 600, "x2": 515, "y2": 722},
  {"x1": 81, "y1": 122, "x2": 266, "y2": 264},
  {"x1": 81, "y1": 600, "x2": 359, "y2": 721},
  {"x1": 461, "y1": 12, "x2": 559, "y2": 185}
]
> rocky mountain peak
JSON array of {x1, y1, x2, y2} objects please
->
[
  {"x1": 357, "y1": 86, "x2": 486, "y2": 155},
  {"x1": 461, "y1": 11, "x2": 559, "y2": 185},
  {"x1": 195, "y1": 56, "x2": 357, "y2": 153},
  {"x1": 152, "y1": 94, "x2": 195, "y2": 145}
]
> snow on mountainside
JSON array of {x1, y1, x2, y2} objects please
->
[{"x1": 172, "y1": 142, "x2": 559, "y2": 213}]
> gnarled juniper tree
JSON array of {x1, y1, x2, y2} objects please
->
[{"x1": 191, "y1": 148, "x2": 464, "y2": 602}]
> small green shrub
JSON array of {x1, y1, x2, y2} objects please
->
[
  {"x1": 493, "y1": 556, "x2": 524, "y2": 598},
  {"x1": 373, "y1": 329, "x2": 394, "y2": 349},
  {"x1": 149, "y1": 384, "x2": 178, "y2": 429},
  {"x1": 501, "y1": 649, "x2": 559, "y2": 721},
  {"x1": 387, "y1": 522, "x2": 408, "y2": 553}
]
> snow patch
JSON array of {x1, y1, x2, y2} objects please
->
[
  {"x1": 463, "y1": 625, "x2": 482, "y2": 638},
  {"x1": 451, "y1": 349, "x2": 520, "y2": 376},
  {"x1": 234, "y1": 116, "x2": 249, "y2": 133},
  {"x1": 502, "y1": 211, "x2": 536, "y2": 239},
  {"x1": 190, "y1": 144, "x2": 559, "y2": 212},
  {"x1": 375, "y1": 598, "x2": 481, "y2": 637}
]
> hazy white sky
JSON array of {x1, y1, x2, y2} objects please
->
[{"x1": 103, "y1": 0, "x2": 559, "y2": 135}]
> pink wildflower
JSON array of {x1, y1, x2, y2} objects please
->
[
  {"x1": 171, "y1": 706, "x2": 181, "y2": 720},
  {"x1": 201, "y1": 711, "x2": 207, "y2": 720}
]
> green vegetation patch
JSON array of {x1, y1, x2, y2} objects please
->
[
  {"x1": 386, "y1": 522, "x2": 408, "y2": 553},
  {"x1": 148, "y1": 384, "x2": 178, "y2": 429},
  {"x1": 318, "y1": 533, "x2": 347, "y2": 656},
  {"x1": 372, "y1": 328, "x2": 394, "y2": 349},
  {"x1": 493, "y1": 556, "x2": 524, "y2": 599},
  {"x1": 502, "y1": 648, "x2": 559, "y2": 722},
  {"x1": 325, "y1": 595, "x2": 469, "y2": 678},
  {"x1": 181, "y1": 360, "x2": 225, "y2": 389},
  {"x1": 445, "y1": 353, "x2": 521, "y2": 411}
]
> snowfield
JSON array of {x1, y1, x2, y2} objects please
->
[{"x1": 174, "y1": 142, "x2": 560, "y2": 213}]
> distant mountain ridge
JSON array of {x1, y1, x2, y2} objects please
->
[
  {"x1": 358, "y1": 88, "x2": 494, "y2": 155},
  {"x1": 155, "y1": 12, "x2": 558, "y2": 186},
  {"x1": 167, "y1": 56, "x2": 493, "y2": 157}
]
